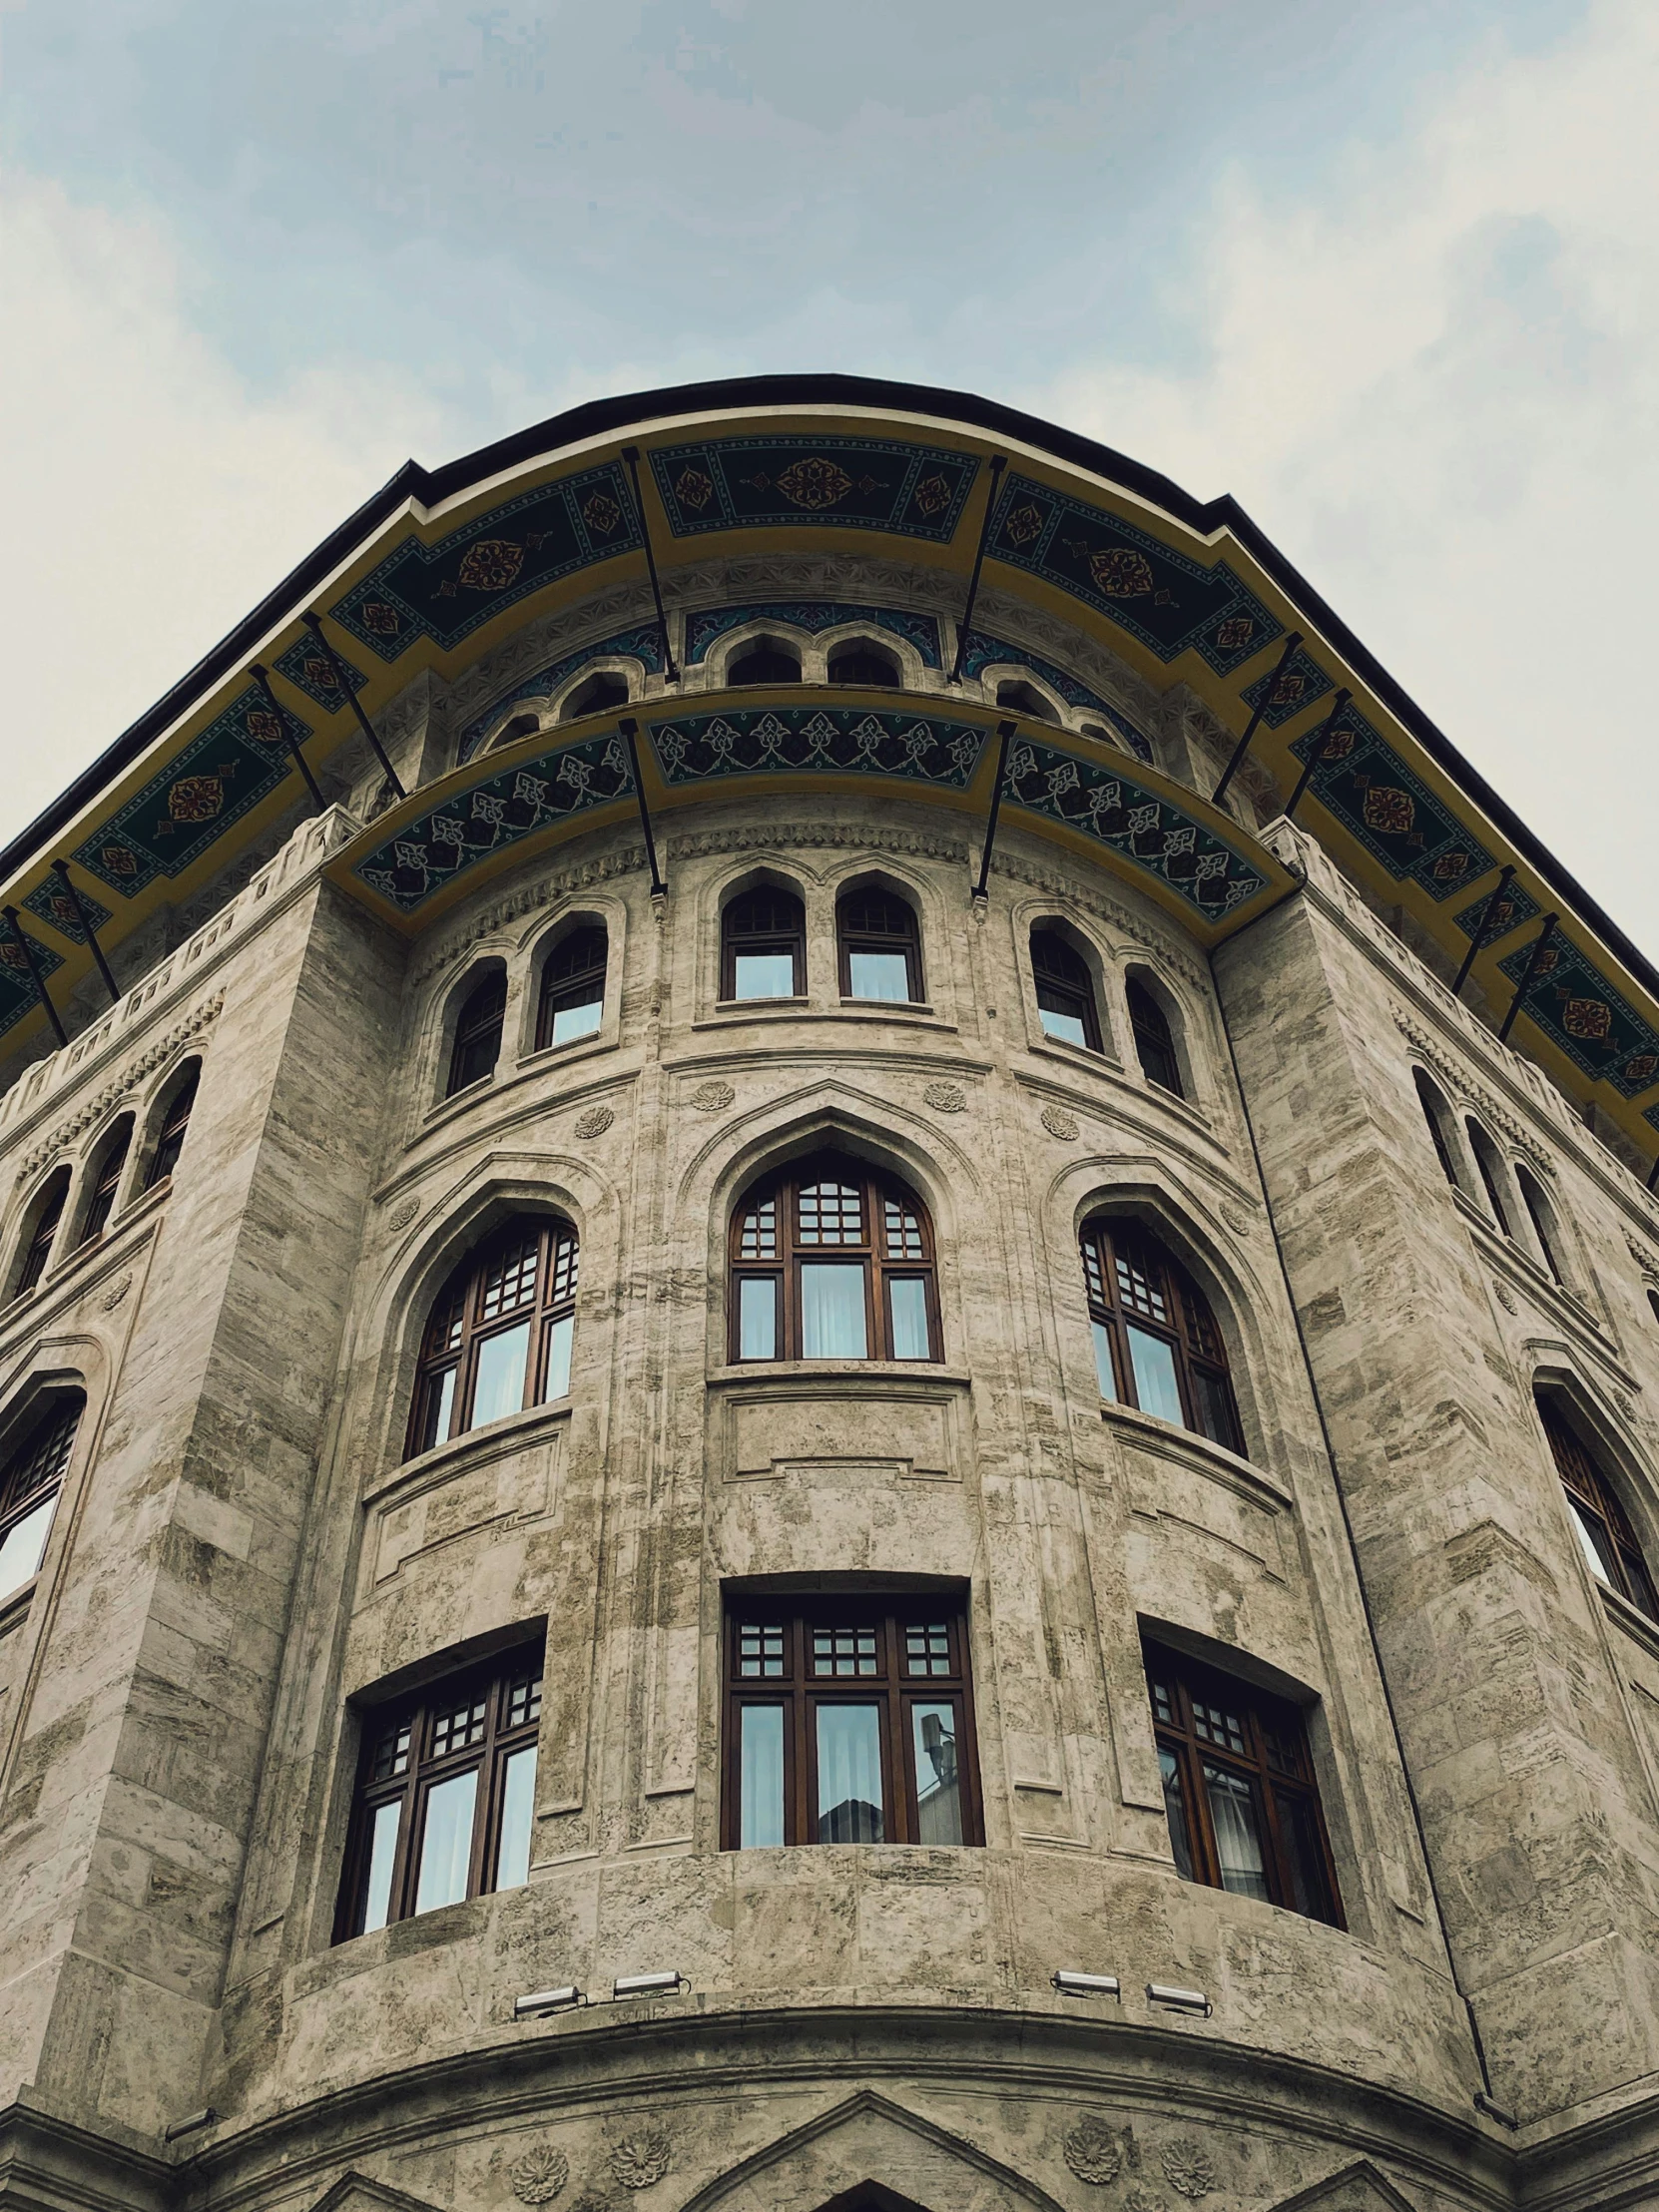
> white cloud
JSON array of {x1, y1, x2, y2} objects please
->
[
  {"x1": 0, "y1": 175, "x2": 447, "y2": 843},
  {"x1": 1028, "y1": 0, "x2": 1659, "y2": 953}
]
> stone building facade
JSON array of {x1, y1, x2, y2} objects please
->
[{"x1": 1, "y1": 380, "x2": 1657, "y2": 2212}]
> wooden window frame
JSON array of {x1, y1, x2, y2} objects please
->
[
  {"x1": 1542, "y1": 1400, "x2": 1658, "y2": 1619},
  {"x1": 334, "y1": 1641, "x2": 544, "y2": 1940},
  {"x1": 0, "y1": 1394, "x2": 82, "y2": 1597},
  {"x1": 1030, "y1": 927, "x2": 1102, "y2": 1052},
  {"x1": 1081, "y1": 1217, "x2": 1243, "y2": 1452},
  {"x1": 535, "y1": 925, "x2": 608, "y2": 1052},
  {"x1": 836, "y1": 889, "x2": 922, "y2": 1004},
  {"x1": 722, "y1": 1594, "x2": 983, "y2": 1849},
  {"x1": 76, "y1": 1120, "x2": 133, "y2": 1249},
  {"x1": 1126, "y1": 977, "x2": 1183, "y2": 1097},
  {"x1": 1145, "y1": 1640, "x2": 1344, "y2": 1928},
  {"x1": 447, "y1": 972, "x2": 507, "y2": 1097},
  {"x1": 145, "y1": 1063, "x2": 200, "y2": 1191},
  {"x1": 408, "y1": 1217, "x2": 579, "y2": 1458},
  {"x1": 721, "y1": 887, "x2": 807, "y2": 1001},
  {"x1": 14, "y1": 1170, "x2": 69, "y2": 1295},
  {"x1": 730, "y1": 1153, "x2": 939, "y2": 1365}
]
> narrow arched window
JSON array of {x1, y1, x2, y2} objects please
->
[
  {"x1": 13, "y1": 1167, "x2": 70, "y2": 1297},
  {"x1": 1465, "y1": 1120, "x2": 1512, "y2": 1236},
  {"x1": 729, "y1": 639, "x2": 801, "y2": 686},
  {"x1": 536, "y1": 925, "x2": 607, "y2": 1050},
  {"x1": 408, "y1": 1216, "x2": 578, "y2": 1457},
  {"x1": 76, "y1": 1118, "x2": 133, "y2": 1248},
  {"x1": 837, "y1": 889, "x2": 921, "y2": 1004},
  {"x1": 722, "y1": 887, "x2": 805, "y2": 1001},
  {"x1": 1127, "y1": 977, "x2": 1183, "y2": 1097},
  {"x1": 145, "y1": 1062, "x2": 200, "y2": 1190},
  {"x1": 731, "y1": 1154, "x2": 938, "y2": 1364},
  {"x1": 447, "y1": 972, "x2": 506, "y2": 1096},
  {"x1": 1515, "y1": 1165, "x2": 1562, "y2": 1283},
  {"x1": 1541, "y1": 1399, "x2": 1657, "y2": 1619},
  {"x1": 1413, "y1": 1069, "x2": 1460, "y2": 1188},
  {"x1": 1081, "y1": 1218, "x2": 1241, "y2": 1450},
  {"x1": 499, "y1": 713, "x2": 540, "y2": 746},
  {"x1": 0, "y1": 1392, "x2": 82, "y2": 1605},
  {"x1": 561, "y1": 670, "x2": 629, "y2": 721},
  {"x1": 1650, "y1": 1288, "x2": 1659, "y2": 1329},
  {"x1": 995, "y1": 678, "x2": 1059, "y2": 725},
  {"x1": 828, "y1": 640, "x2": 899, "y2": 688},
  {"x1": 1031, "y1": 928, "x2": 1101, "y2": 1051}
]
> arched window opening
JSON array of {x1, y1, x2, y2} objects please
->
[
  {"x1": 828, "y1": 640, "x2": 900, "y2": 689},
  {"x1": 1145, "y1": 1640, "x2": 1343, "y2": 1927},
  {"x1": 1540, "y1": 1398, "x2": 1657, "y2": 1620},
  {"x1": 335, "y1": 1637, "x2": 544, "y2": 1939},
  {"x1": 837, "y1": 888, "x2": 922, "y2": 1004},
  {"x1": 499, "y1": 713, "x2": 540, "y2": 746},
  {"x1": 76, "y1": 1119, "x2": 133, "y2": 1248},
  {"x1": 408, "y1": 1216, "x2": 578, "y2": 1457},
  {"x1": 447, "y1": 972, "x2": 507, "y2": 1097},
  {"x1": 561, "y1": 670, "x2": 629, "y2": 721},
  {"x1": 1649, "y1": 1287, "x2": 1659, "y2": 1329},
  {"x1": 1465, "y1": 1120, "x2": 1512, "y2": 1236},
  {"x1": 1031, "y1": 928, "x2": 1101, "y2": 1051},
  {"x1": 731, "y1": 1153, "x2": 938, "y2": 1364},
  {"x1": 1515, "y1": 1166, "x2": 1563, "y2": 1284},
  {"x1": 1081, "y1": 1218, "x2": 1241, "y2": 1451},
  {"x1": 13, "y1": 1168, "x2": 70, "y2": 1297},
  {"x1": 722, "y1": 886, "x2": 805, "y2": 1001},
  {"x1": 145, "y1": 1062, "x2": 200, "y2": 1190},
  {"x1": 729, "y1": 639, "x2": 802, "y2": 687},
  {"x1": 1127, "y1": 976, "x2": 1183, "y2": 1097},
  {"x1": 1413, "y1": 1069, "x2": 1461, "y2": 1189},
  {"x1": 995, "y1": 679, "x2": 1059, "y2": 725},
  {"x1": 536, "y1": 925, "x2": 607, "y2": 1050},
  {"x1": 1078, "y1": 721, "x2": 1120, "y2": 750},
  {"x1": 0, "y1": 1392, "x2": 82, "y2": 1606}
]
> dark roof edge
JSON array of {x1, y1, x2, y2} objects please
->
[{"x1": 8, "y1": 371, "x2": 1653, "y2": 1009}]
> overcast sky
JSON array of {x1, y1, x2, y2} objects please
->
[{"x1": 3, "y1": 1, "x2": 1654, "y2": 949}]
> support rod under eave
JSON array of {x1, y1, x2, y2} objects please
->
[
  {"x1": 1495, "y1": 914, "x2": 1557, "y2": 1045},
  {"x1": 621, "y1": 448, "x2": 680, "y2": 684},
  {"x1": 1212, "y1": 631, "x2": 1304, "y2": 806},
  {"x1": 1282, "y1": 690, "x2": 1353, "y2": 821},
  {"x1": 251, "y1": 665, "x2": 325, "y2": 813},
  {"x1": 299, "y1": 614, "x2": 406, "y2": 800},
  {"x1": 618, "y1": 719, "x2": 666, "y2": 897},
  {"x1": 50, "y1": 859, "x2": 120, "y2": 1005},
  {"x1": 3, "y1": 906, "x2": 69, "y2": 1049},
  {"x1": 948, "y1": 456, "x2": 1008, "y2": 685},
  {"x1": 1451, "y1": 863, "x2": 1517, "y2": 997},
  {"x1": 973, "y1": 721, "x2": 1017, "y2": 901}
]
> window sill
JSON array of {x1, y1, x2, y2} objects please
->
[
  {"x1": 709, "y1": 1360, "x2": 970, "y2": 1392},
  {"x1": 368, "y1": 1398, "x2": 572, "y2": 1507},
  {"x1": 516, "y1": 1028, "x2": 616, "y2": 1078},
  {"x1": 1026, "y1": 1029, "x2": 1123, "y2": 1078},
  {"x1": 1599, "y1": 1580, "x2": 1659, "y2": 1660},
  {"x1": 1099, "y1": 1396, "x2": 1293, "y2": 1510},
  {"x1": 26, "y1": 1180, "x2": 171, "y2": 1307},
  {"x1": 0, "y1": 1578, "x2": 36, "y2": 1639}
]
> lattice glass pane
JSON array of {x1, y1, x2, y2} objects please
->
[
  {"x1": 371, "y1": 1722, "x2": 412, "y2": 1782},
  {"x1": 740, "y1": 1199, "x2": 778, "y2": 1259},
  {"x1": 813, "y1": 1627, "x2": 877, "y2": 1678},
  {"x1": 904, "y1": 1624, "x2": 951, "y2": 1677},
  {"x1": 431, "y1": 1696, "x2": 488, "y2": 1759},
  {"x1": 883, "y1": 1199, "x2": 923, "y2": 1259},
  {"x1": 479, "y1": 1237, "x2": 538, "y2": 1320},
  {"x1": 739, "y1": 1624, "x2": 786, "y2": 1678},
  {"x1": 504, "y1": 1674, "x2": 542, "y2": 1730},
  {"x1": 550, "y1": 1233, "x2": 579, "y2": 1305},
  {"x1": 1114, "y1": 1244, "x2": 1168, "y2": 1322},
  {"x1": 1081, "y1": 1239, "x2": 1106, "y2": 1310},
  {"x1": 799, "y1": 1181, "x2": 863, "y2": 1246},
  {"x1": 1191, "y1": 1698, "x2": 1247, "y2": 1755}
]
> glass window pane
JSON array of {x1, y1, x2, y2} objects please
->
[
  {"x1": 361, "y1": 1799, "x2": 402, "y2": 1934},
  {"x1": 910, "y1": 1701, "x2": 963, "y2": 1843},
  {"x1": 1092, "y1": 1320, "x2": 1118, "y2": 1400},
  {"x1": 847, "y1": 948, "x2": 911, "y2": 1002},
  {"x1": 495, "y1": 1746, "x2": 536, "y2": 1892},
  {"x1": 739, "y1": 1276, "x2": 778, "y2": 1360},
  {"x1": 1039, "y1": 1005, "x2": 1088, "y2": 1047},
  {"x1": 550, "y1": 996, "x2": 603, "y2": 1046},
  {"x1": 0, "y1": 1495, "x2": 57, "y2": 1604},
  {"x1": 543, "y1": 1314, "x2": 574, "y2": 1402},
  {"x1": 740, "y1": 1705, "x2": 786, "y2": 1847},
  {"x1": 801, "y1": 1264, "x2": 868, "y2": 1359},
  {"x1": 887, "y1": 1278, "x2": 930, "y2": 1361},
  {"x1": 1191, "y1": 1370, "x2": 1237, "y2": 1450},
  {"x1": 1159, "y1": 1746, "x2": 1196, "y2": 1882},
  {"x1": 470, "y1": 1321, "x2": 531, "y2": 1429},
  {"x1": 733, "y1": 950, "x2": 796, "y2": 1000},
  {"x1": 413, "y1": 1768, "x2": 478, "y2": 1914},
  {"x1": 816, "y1": 1704, "x2": 884, "y2": 1841},
  {"x1": 1273, "y1": 1787, "x2": 1330, "y2": 1922},
  {"x1": 419, "y1": 1366, "x2": 457, "y2": 1452},
  {"x1": 1567, "y1": 1496, "x2": 1618, "y2": 1588},
  {"x1": 1127, "y1": 1325, "x2": 1183, "y2": 1425},
  {"x1": 1202, "y1": 1763, "x2": 1271, "y2": 1902}
]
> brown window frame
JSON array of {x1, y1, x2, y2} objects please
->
[
  {"x1": 836, "y1": 889, "x2": 922, "y2": 1004},
  {"x1": 1145, "y1": 1640, "x2": 1343, "y2": 1928},
  {"x1": 76, "y1": 1119, "x2": 133, "y2": 1249},
  {"x1": 730, "y1": 1153, "x2": 939, "y2": 1365},
  {"x1": 1081, "y1": 1218, "x2": 1243, "y2": 1452},
  {"x1": 447, "y1": 971, "x2": 507, "y2": 1097},
  {"x1": 1031, "y1": 927, "x2": 1102, "y2": 1052},
  {"x1": 0, "y1": 1393, "x2": 82, "y2": 1601},
  {"x1": 535, "y1": 924, "x2": 608, "y2": 1051},
  {"x1": 145, "y1": 1063, "x2": 200, "y2": 1190},
  {"x1": 14, "y1": 1168, "x2": 69, "y2": 1295},
  {"x1": 408, "y1": 1217, "x2": 578, "y2": 1458},
  {"x1": 722, "y1": 1593, "x2": 983, "y2": 1849},
  {"x1": 721, "y1": 887, "x2": 807, "y2": 1001},
  {"x1": 334, "y1": 1641, "x2": 545, "y2": 1941},
  {"x1": 1542, "y1": 1399, "x2": 1658, "y2": 1619},
  {"x1": 1126, "y1": 977, "x2": 1183, "y2": 1096}
]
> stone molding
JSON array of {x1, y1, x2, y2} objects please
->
[
  {"x1": 14, "y1": 993, "x2": 224, "y2": 1183},
  {"x1": 1390, "y1": 1004, "x2": 1548, "y2": 1169},
  {"x1": 413, "y1": 846, "x2": 648, "y2": 985}
]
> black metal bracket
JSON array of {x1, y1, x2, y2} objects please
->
[
  {"x1": 299, "y1": 614, "x2": 405, "y2": 800},
  {"x1": 1212, "y1": 631, "x2": 1304, "y2": 806},
  {"x1": 1451, "y1": 864, "x2": 1517, "y2": 997},
  {"x1": 618, "y1": 719, "x2": 665, "y2": 897},
  {"x1": 50, "y1": 859, "x2": 120, "y2": 1005},
  {"x1": 251, "y1": 665, "x2": 325, "y2": 813},
  {"x1": 1282, "y1": 690, "x2": 1353, "y2": 821},
  {"x1": 948, "y1": 456, "x2": 1007, "y2": 684},
  {"x1": 973, "y1": 721, "x2": 1017, "y2": 900},
  {"x1": 1496, "y1": 914, "x2": 1557, "y2": 1045},
  {"x1": 621, "y1": 448, "x2": 679, "y2": 684},
  {"x1": 3, "y1": 905, "x2": 68, "y2": 1048}
]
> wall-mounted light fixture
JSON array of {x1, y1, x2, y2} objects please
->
[
  {"x1": 613, "y1": 1969, "x2": 687, "y2": 1999},
  {"x1": 163, "y1": 2109, "x2": 217, "y2": 2141},
  {"x1": 513, "y1": 1985, "x2": 585, "y2": 2018},
  {"x1": 1146, "y1": 1982, "x2": 1212, "y2": 2017},
  {"x1": 1050, "y1": 1970, "x2": 1121, "y2": 1999}
]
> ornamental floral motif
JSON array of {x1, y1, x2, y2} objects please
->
[
  {"x1": 245, "y1": 709, "x2": 284, "y2": 746},
  {"x1": 169, "y1": 777, "x2": 225, "y2": 824},
  {"x1": 675, "y1": 467, "x2": 715, "y2": 511},
  {"x1": 690, "y1": 1078, "x2": 736, "y2": 1112},
  {"x1": 573, "y1": 1105, "x2": 615, "y2": 1139},
  {"x1": 582, "y1": 491, "x2": 623, "y2": 536},
  {"x1": 1121, "y1": 2189, "x2": 1166, "y2": 2212},
  {"x1": 772, "y1": 456, "x2": 855, "y2": 509},
  {"x1": 1215, "y1": 616, "x2": 1256, "y2": 651},
  {"x1": 1159, "y1": 2138, "x2": 1215, "y2": 2199},
  {"x1": 912, "y1": 471, "x2": 952, "y2": 516},
  {"x1": 609, "y1": 2124, "x2": 673, "y2": 2189},
  {"x1": 1040, "y1": 1104, "x2": 1079, "y2": 1140},
  {"x1": 457, "y1": 538, "x2": 525, "y2": 592},
  {"x1": 923, "y1": 1081, "x2": 966, "y2": 1112},
  {"x1": 1362, "y1": 786, "x2": 1415, "y2": 835},
  {"x1": 1002, "y1": 501, "x2": 1045, "y2": 547},
  {"x1": 1564, "y1": 997, "x2": 1613, "y2": 1040},
  {"x1": 387, "y1": 1195, "x2": 420, "y2": 1230},
  {"x1": 101, "y1": 1273, "x2": 133, "y2": 1312},
  {"x1": 360, "y1": 600, "x2": 402, "y2": 635},
  {"x1": 509, "y1": 2144, "x2": 569, "y2": 2204},
  {"x1": 1062, "y1": 2116, "x2": 1135, "y2": 2185},
  {"x1": 1087, "y1": 546, "x2": 1155, "y2": 599}
]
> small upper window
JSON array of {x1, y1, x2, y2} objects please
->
[
  {"x1": 1515, "y1": 1165, "x2": 1562, "y2": 1284},
  {"x1": 1650, "y1": 1287, "x2": 1659, "y2": 1329},
  {"x1": 145, "y1": 1063, "x2": 200, "y2": 1191},
  {"x1": 408, "y1": 1216, "x2": 578, "y2": 1457},
  {"x1": 1127, "y1": 977, "x2": 1183, "y2": 1097},
  {"x1": 722, "y1": 887, "x2": 805, "y2": 1002},
  {"x1": 561, "y1": 670, "x2": 629, "y2": 721},
  {"x1": 1413, "y1": 1069, "x2": 1461, "y2": 1189},
  {"x1": 1082, "y1": 1218, "x2": 1242, "y2": 1451},
  {"x1": 995, "y1": 679, "x2": 1060, "y2": 725},
  {"x1": 499, "y1": 713, "x2": 540, "y2": 746},
  {"x1": 729, "y1": 639, "x2": 802, "y2": 686},
  {"x1": 536, "y1": 925, "x2": 607, "y2": 1051},
  {"x1": 0, "y1": 1393, "x2": 82, "y2": 1606},
  {"x1": 828, "y1": 640, "x2": 900, "y2": 689},
  {"x1": 1541, "y1": 1398, "x2": 1657, "y2": 1620},
  {"x1": 76, "y1": 1118, "x2": 133, "y2": 1248},
  {"x1": 731, "y1": 1153, "x2": 938, "y2": 1364},
  {"x1": 837, "y1": 889, "x2": 921, "y2": 1004},
  {"x1": 13, "y1": 1168, "x2": 69, "y2": 1297},
  {"x1": 447, "y1": 972, "x2": 507, "y2": 1097},
  {"x1": 1031, "y1": 928, "x2": 1101, "y2": 1051},
  {"x1": 1465, "y1": 1120, "x2": 1512, "y2": 1237}
]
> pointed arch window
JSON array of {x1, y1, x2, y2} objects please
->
[
  {"x1": 143, "y1": 1062, "x2": 200, "y2": 1191},
  {"x1": 447, "y1": 972, "x2": 507, "y2": 1096},
  {"x1": 828, "y1": 640, "x2": 900, "y2": 688},
  {"x1": 561, "y1": 670, "x2": 630, "y2": 721},
  {"x1": 1081, "y1": 1218, "x2": 1242, "y2": 1450},
  {"x1": 76, "y1": 1119, "x2": 133, "y2": 1248},
  {"x1": 1127, "y1": 977, "x2": 1183, "y2": 1096},
  {"x1": 1031, "y1": 928, "x2": 1102, "y2": 1051},
  {"x1": 731, "y1": 1154, "x2": 938, "y2": 1364},
  {"x1": 1465, "y1": 1120, "x2": 1512, "y2": 1236},
  {"x1": 995, "y1": 678, "x2": 1059, "y2": 725},
  {"x1": 729, "y1": 640, "x2": 802, "y2": 686},
  {"x1": 536, "y1": 925, "x2": 607, "y2": 1050},
  {"x1": 0, "y1": 1393, "x2": 82, "y2": 1605},
  {"x1": 14, "y1": 1168, "x2": 69, "y2": 1296},
  {"x1": 1413, "y1": 1068, "x2": 1461, "y2": 1189},
  {"x1": 409, "y1": 1217, "x2": 578, "y2": 1457},
  {"x1": 1516, "y1": 1165, "x2": 1563, "y2": 1283},
  {"x1": 723, "y1": 887, "x2": 805, "y2": 1001},
  {"x1": 837, "y1": 889, "x2": 922, "y2": 1004},
  {"x1": 1541, "y1": 1399, "x2": 1657, "y2": 1619}
]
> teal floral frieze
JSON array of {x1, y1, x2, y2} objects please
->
[
  {"x1": 647, "y1": 707, "x2": 985, "y2": 789},
  {"x1": 1288, "y1": 703, "x2": 1493, "y2": 901},
  {"x1": 1496, "y1": 935, "x2": 1659, "y2": 1098},
  {"x1": 0, "y1": 923, "x2": 64, "y2": 1039},
  {"x1": 22, "y1": 874, "x2": 112, "y2": 947},
  {"x1": 650, "y1": 437, "x2": 977, "y2": 543}
]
